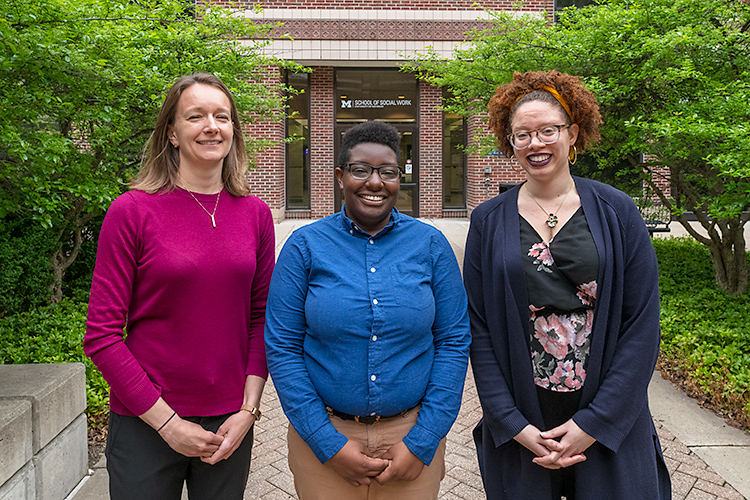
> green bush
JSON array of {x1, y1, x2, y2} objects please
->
[
  {"x1": 654, "y1": 237, "x2": 750, "y2": 428},
  {"x1": 0, "y1": 215, "x2": 100, "y2": 315},
  {"x1": 0, "y1": 216, "x2": 56, "y2": 317},
  {"x1": 0, "y1": 299, "x2": 108, "y2": 415}
]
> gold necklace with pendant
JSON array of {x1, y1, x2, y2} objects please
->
[
  {"x1": 180, "y1": 182, "x2": 222, "y2": 228},
  {"x1": 526, "y1": 183, "x2": 573, "y2": 228}
]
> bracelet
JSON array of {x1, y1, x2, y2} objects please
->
[
  {"x1": 157, "y1": 411, "x2": 176, "y2": 432},
  {"x1": 240, "y1": 405, "x2": 262, "y2": 421}
]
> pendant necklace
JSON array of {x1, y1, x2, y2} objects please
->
[
  {"x1": 181, "y1": 183, "x2": 222, "y2": 228},
  {"x1": 526, "y1": 182, "x2": 573, "y2": 228}
]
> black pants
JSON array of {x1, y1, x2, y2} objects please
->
[
  {"x1": 536, "y1": 386, "x2": 582, "y2": 500},
  {"x1": 105, "y1": 411, "x2": 254, "y2": 500}
]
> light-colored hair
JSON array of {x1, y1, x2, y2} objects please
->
[{"x1": 130, "y1": 73, "x2": 250, "y2": 196}]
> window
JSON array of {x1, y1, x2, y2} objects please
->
[
  {"x1": 286, "y1": 72, "x2": 310, "y2": 210},
  {"x1": 555, "y1": 0, "x2": 595, "y2": 9},
  {"x1": 335, "y1": 69, "x2": 417, "y2": 123},
  {"x1": 554, "y1": 0, "x2": 595, "y2": 21},
  {"x1": 443, "y1": 90, "x2": 466, "y2": 209}
]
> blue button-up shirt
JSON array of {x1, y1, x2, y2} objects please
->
[{"x1": 265, "y1": 208, "x2": 470, "y2": 465}]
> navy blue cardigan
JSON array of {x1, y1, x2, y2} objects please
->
[{"x1": 465, "y1": 177, "x2": 671, "y2": 499}]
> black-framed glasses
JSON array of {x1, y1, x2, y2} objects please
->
[
  {"x1": 507, "y1": 124, "x2": 571, "y2": 150},
  {"x1": 344, "y1": 162, "x2": 402, "y2": 182}
]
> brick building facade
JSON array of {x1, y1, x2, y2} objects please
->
[{"x1": 206, "y1": 0, "x2": 552, "y2": 221}]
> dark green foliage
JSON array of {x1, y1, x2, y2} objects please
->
[
  {"x1": 570, "y1": 154, "x2": 642, "y2": 198},
  {"x1": 0, "y1": 215, "x2": 101, "y2": 316},
  {"x1": 654, "y1": 237, "x2": 750, "y2": 428},
  {"x1": 0, "y1": 299, "x2": 108, "y2": 414},
  {"x1": 0, "y1": 216, "x2": 56, "y2": 317}
]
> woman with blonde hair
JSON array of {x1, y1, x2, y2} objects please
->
[
  {"x1": 465, "y1": 70, "x2": 671, "y2": 499},
  {"x1": 84, "y1": 73, "x2": 274, "y2": 499}
]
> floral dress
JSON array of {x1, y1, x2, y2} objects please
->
[{"x1": 520, "y1": 207, "x2": 599, "y2": 393}]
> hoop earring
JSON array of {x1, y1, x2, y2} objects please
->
[
  {"x1": 510, "y1": 154, "x2": 523, "y2": 173},
  {"x1": 568, "y1": 146, "x2": 578, "y2": 165}
]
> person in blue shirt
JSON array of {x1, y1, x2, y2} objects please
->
[{"x1": 265, "y1": 120, "x2": 471, "y2": 500}]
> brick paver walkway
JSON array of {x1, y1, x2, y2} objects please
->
[{"x1": 242, "y1": 365, "x2": 746, "y2": 500}]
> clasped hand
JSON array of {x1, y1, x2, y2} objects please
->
[
  {"x1": 159, "y1": 410, "x2": 256, "y2": 465},
  {"x1": 327, "y1": 439, "x2": 424, "y2": 487},
  {"x1": 514, "y1": 419, "x2": 596, "y2": 470}
]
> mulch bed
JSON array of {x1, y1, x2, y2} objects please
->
[
  {"x1": 87, "y1": 413, "x2": 108, "y2": 469},
  {"x1": 656, "y1": 360, "x2": 750, "y2": 434}
]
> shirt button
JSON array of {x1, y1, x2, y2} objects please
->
[
  {"x1": 372, "y1": 299, "x2": 378, "y2": 305},
  {"x1": 370, "y1": 267, "x2": 376, "y2": 273},
  {"x1": 372, "y1": 335, "x2": 377, "y2": 341},
  {"x1": 369, "y1": 239, "x2": 374, "y2": 244},
  {"x1": 350, "y1": 229, "x2": 353, "y2": 235},
  {"x1": 370, "y1": 375, "x2": 377, "y2": 381}
]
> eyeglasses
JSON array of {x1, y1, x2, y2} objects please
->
[
  {"x1": 507, "y1": 124, "x2": 571, "y2": 150},
  {"x1": 344, "y1": 162, "x2": 402, "y2": 182}
]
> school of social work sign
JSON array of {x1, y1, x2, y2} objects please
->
[{"x1": 341, "y1": 99, "x2": 413, "y2": 109}]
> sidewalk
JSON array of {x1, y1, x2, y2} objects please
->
[{"x1": 72, "y1": 218, "x2": 750, "y2": 500}]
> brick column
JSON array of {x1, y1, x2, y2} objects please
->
[
  {"x1": 650, "y1": 162, "x2": 671, "y2": 200},
  {"x1": 310, "y1": 67, "x2": 335, "y2": 218},
  {"x1": 245, "y1": 65, "x2": 286, "y2": 221},
  {"x1": 466, "y1": 114, "x2": 525, "y2": 211},
  {"x1": 418, "y1": 81, "x2": 443, "y2": 219}
]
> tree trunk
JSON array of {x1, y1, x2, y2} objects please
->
[
  {"x1": 48, "y1": 226, "x2": 83, "y2": 304},
  {"x1": 674, "y1": 213, "x2": 749, "y2": 296},
  {"x1": 706, "y1": 228, "x2": 749, "y2": 296},
  {"x1": 647, "y1": 165, "x2": 750, "y2": 296},
  {"x1": 47, "y1": 200, "x2": 96, "y2": 304}
]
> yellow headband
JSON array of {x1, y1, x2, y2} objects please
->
[{"x1": 514, "y1": 85, "x2": 574, "y2": 122}]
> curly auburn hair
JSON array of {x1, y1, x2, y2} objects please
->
[{"x1": 487, "y1": 70, "x2": 602, "y2": 158}]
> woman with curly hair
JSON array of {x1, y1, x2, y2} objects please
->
[{"x1": 464, "y1": 70, "x2": 671, "y2": 499}]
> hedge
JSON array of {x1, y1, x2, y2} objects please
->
[{"x1": 654, "y1": 237, "x2": 750, "y2": 428}]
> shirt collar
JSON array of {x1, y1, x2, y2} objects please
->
[{"x1": 339, "y1": 204, "x2": 402, "y2": 238}]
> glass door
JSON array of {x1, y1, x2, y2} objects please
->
[{"x1": 334, "y1": 123, "x2": 418, "y2": 217}]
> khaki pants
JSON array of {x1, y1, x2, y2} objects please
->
[{"x1": 287, "y1": 407, "x2": 446, "y2": 500}]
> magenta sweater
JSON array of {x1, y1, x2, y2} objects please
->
[{"x1": 84, "y1": 188, "x2": 274, "y2": 417}]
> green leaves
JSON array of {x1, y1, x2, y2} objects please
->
[
  {"x1": 408, "y1": 0, "x2": 750, "y2": 292},
  {"x1": 1, "y1": 0, "x2": 303, "y2": 301},
  {"x1": 1, "y1": 0, "x2": 300, "y2": 221},
  {"x1": 0, "y1": 299, "x2": 109, "y2": 414}
]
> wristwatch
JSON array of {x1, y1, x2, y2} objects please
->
[{"x1": 240, "y1": 404, "x2": 262, "y2": 421}]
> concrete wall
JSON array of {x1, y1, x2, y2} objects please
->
[{"x1": 0, "y1": 364, "x2": 87, "y2": 500}]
